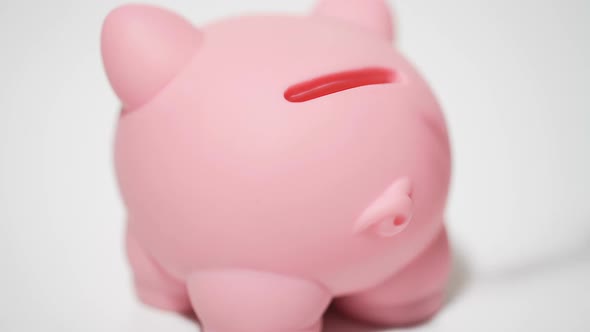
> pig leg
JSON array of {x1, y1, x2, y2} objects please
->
[
  {"x1": 335, "y1": 225, "x2": 451, "y2": 327},
  {"x1": 187, "y1": 270, "x2": 332, "y2": 332},
  {"x1": 126, "y1": 229, "x2": 192, "y2": 313}
]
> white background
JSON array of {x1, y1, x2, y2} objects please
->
[{"x1": 1, "y1": 0, "x2": 589, "y2": 331}]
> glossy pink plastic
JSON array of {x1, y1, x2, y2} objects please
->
[{"x1": 101, "y1": 1, "x2": 452, "y2": 331}]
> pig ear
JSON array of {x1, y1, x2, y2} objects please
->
[
  {"x1": 313, "y1": 0, "x2": 394, "y2": 42},
  {"x1": 101, "y1": 5, "x2": 203, "y2": 109}
]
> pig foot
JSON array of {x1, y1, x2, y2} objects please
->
[
  {"x1": 187, "y1": 269, "x2": 332, "y2": 332},
  {"x1": 335, "y1": 225, "x2": 451, "y2": 327},
  {"x1": 126, "y1": 229, "x2": 192, "y2": 313}
]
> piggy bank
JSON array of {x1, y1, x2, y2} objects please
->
[{"x1": 101, "y1": 0, "x2": 452, "y2": 331}]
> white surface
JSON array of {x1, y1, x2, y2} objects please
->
[{"x1": 1, "y1": 0, "x2": 589, "y2": 331}]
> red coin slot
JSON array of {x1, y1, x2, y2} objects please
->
[{"x1": 285, "y1": 67, "x2": 395, "y2": 103}]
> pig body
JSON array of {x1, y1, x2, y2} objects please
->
[{"x1": 102, "y1": 1, "x2": 452, "y2": 331}]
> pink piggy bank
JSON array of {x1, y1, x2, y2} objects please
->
[{"x1": 101, "y1": 0, "x2": 452, "y2": 331}]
